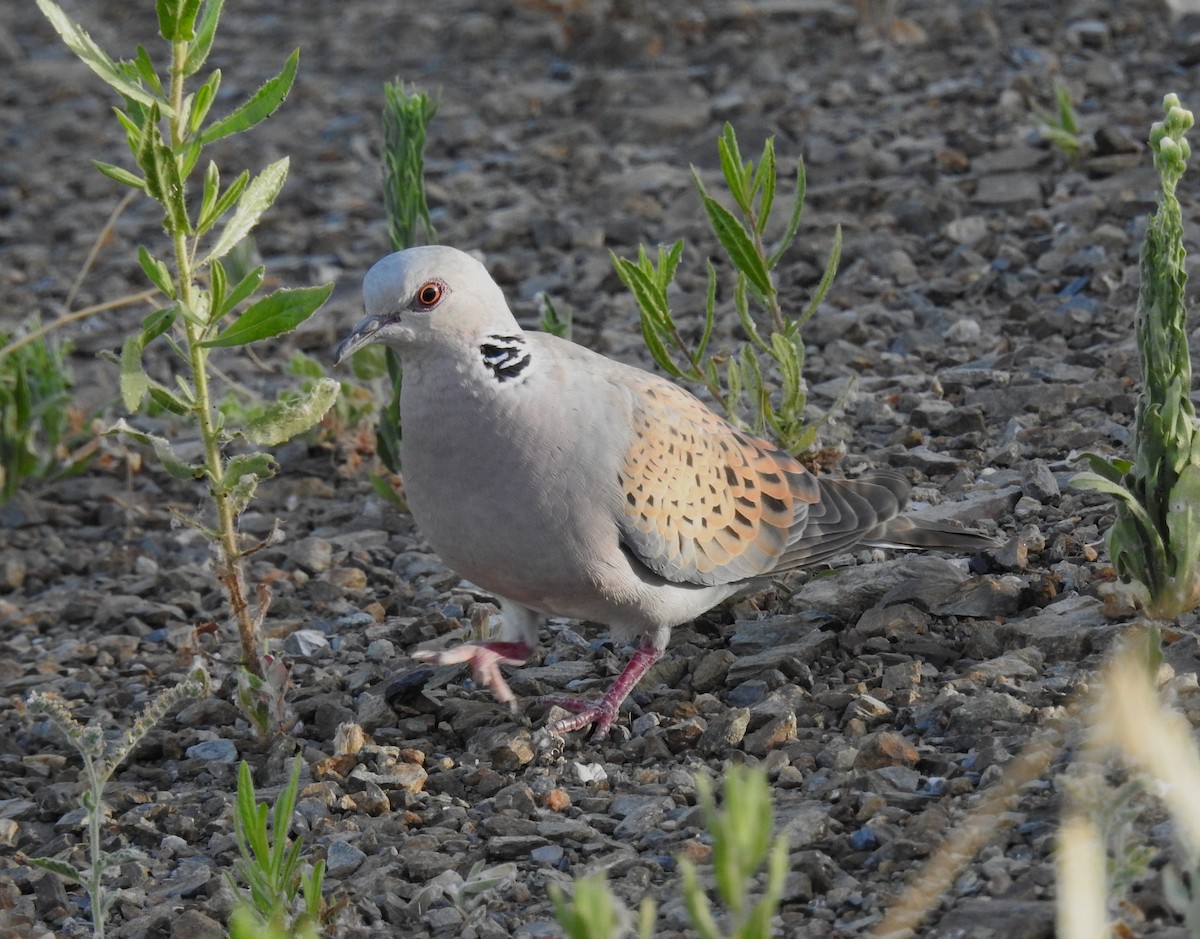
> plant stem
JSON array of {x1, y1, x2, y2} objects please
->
[{"x1": 167, "y1": 37, "x2": 262, "y2": 674}]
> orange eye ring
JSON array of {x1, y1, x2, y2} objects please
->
[{"x1": 416, "y1": 282, "x2": 443, "y2": 307}]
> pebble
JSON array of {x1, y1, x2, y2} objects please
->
[
  {"x1": 325, "y1": 839, "x2": 367, "y2": 877},
  {"x1": 184, "y1": 739, "x2": 238, "y2": 763}
]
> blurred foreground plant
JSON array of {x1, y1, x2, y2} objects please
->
[
  {"x1": 1033, "y1": 82, "x2": 1085, "y2": 160},
  {"x1": 0, "y1": 320, "x2": 95, "y2": 502},
  {"x1": 1073, "y1": 94, "x2": 1200, "y2": 619},
  {"x1": 36, "y1": 0, "x2": 337, "y2": 686},
  {"x1": 552, "y1": 764, "x2": 786, "y2": 939},
  {"x1": 613, "y1": 123, "x2": 841, "y2": 456},
  {"x1": 22, "y1": 669, "x2": 208, "y2": 939},
  {"x1": 229, "y1": 757, "x2": 325, "y2": 935}
]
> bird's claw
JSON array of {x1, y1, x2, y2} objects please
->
[
  {"x1": 541, "y1": 694, "x2": 621, "y2": 740},
  {"x1": 412, "y1": 640, "x2": 531, "y2": 709}
]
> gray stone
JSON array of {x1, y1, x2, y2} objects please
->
[
  {"x1": 184, "y1": 738, "x2": 238, "y2": 763},
  {"x1": 325, "y1": 839, "x2": 367, "y2": 877}
]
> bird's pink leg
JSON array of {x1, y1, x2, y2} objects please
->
[
  {"x1": 542, "y1": 638, "x2": 663, "y2": 739},
  {"x1": 413, "y1": 641, "x2": 532, "y2": 710}
]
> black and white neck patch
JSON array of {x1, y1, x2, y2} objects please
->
[{"x1": 478, "y1": 334, "x2": 533, "y2": 383}]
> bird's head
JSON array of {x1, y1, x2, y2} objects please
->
[{"x1": 334, "y1": 245, "x2": 517, "y2": 364}]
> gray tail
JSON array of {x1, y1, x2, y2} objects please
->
[{"x1": 778, "y1": 470, "x2": 996, "y2": 571}]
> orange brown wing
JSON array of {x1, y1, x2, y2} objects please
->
[{"x1": 617, "y1": 378, "x2": 819, "y2": 586}]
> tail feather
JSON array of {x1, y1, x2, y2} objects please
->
[{"x1": 775, "y1": 470, "x2": 996, "y2": 573}]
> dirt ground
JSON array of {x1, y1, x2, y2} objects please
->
[{"x1": 5, "y1": 0, "x2": 1200, "y2": 936}]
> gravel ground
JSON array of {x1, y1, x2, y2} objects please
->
[{"x1": 5, "y1": 0, "x2": 1200, "y2": 936}]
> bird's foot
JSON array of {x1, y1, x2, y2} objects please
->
[
  {"x1": 412, "y1": 640, "x2": 532, "y2": 709},
  {"x1": 543, "y1": 695, "x2": 622, "y2": 740},
  {"x1": 541, "y1": 640, "x2": 663, "y2": 740}
]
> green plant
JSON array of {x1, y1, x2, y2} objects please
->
[
  {"x1": 536, "y1": 291, "x2": 573, "y2": 340},
  {"x1": 0, "y1": 320, "x2": 95, "y2": 502},
  {"x1": 1073, "y1": 94, "x2": 1200, "y2": 619},
  {"x1": 552, "y1": 764, "x2": 786, "y2": 939},
  {"x1": 22, "y1": 668, "x2": 208, "y2": 939},
  {"x1": 229, "y1": 757, "x2": 325, "y2": 934},
  {"x1": 613, "y1": 123, "x2": 841, "y2": 456},
  {"x1": 1033, "y1": 82, "x2": 1085, "y2": 159},
  {"x1": 36, "y1": 0, "x2": 338, "y2": 678},
  {"x1": 361, "y1": 81, "x2": 441, "y2": 476}
]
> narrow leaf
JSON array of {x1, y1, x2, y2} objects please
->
[
  {"x1": 198, "y1": 168, "x2": 248, "y2": 235},
  {"x1": 148, "y1": 384, "x2": 192, "y2": 416},
  {"x1": 138, "y1": 245, "x2": 176, "y2": 298},
  {"x1": 754, "y1": 138, "x2": 777, "y2": 236},
  {"x1": 120, "y1": 336, "x2": 149, "y2": 410},
  {"x1": 204, "y1": 159, "x2": 288, "y2": 264},
  {"x1": 769, "y1": 158, "x2": 808, "y2": 268},
  {"x1": 692, "y1": 169, "x2": 772, "y2": 296},
  {"x1": 36, "y1": 0, "x2": 164, "y2": 110},
  {"x1": 93, "y1": 161, "x2": 146, "y2": 191},
  {"x1": 109, "y1": 419, "x2": 203, "y2": 478},
  {"x1": 142, "y1": 304, "x2": 179, "y2": 344},
  {"x1": 188, "y1": 69, "x2": 221, "y2": 136},
  {"x1": 221, "y1": 264, "x2": 266, "y2": 317},
  {"x1": 221, "y1": 453, "x2": 277, "y2": 492},
  {"x1": 183, "y1": 0, "x2": 224, "y2": 75},
  {"x1": 199, "y1": 50, "x2": 299, "y2": 145},
  {"x1": 799, "y1": 223, "x2": 842, "y2": 326},
  {"x1": 132, "y1": 45, "x2": 164, "y2": 96},
  {"x1": 203, "y1": 283, "x2": 333, "y2": 347},
  {"x1": 27, "y1": 857, "x2": 82, "y2": 884},
  {"x1": 241, "y1": 378, "x2": 339, "y2": 446}
]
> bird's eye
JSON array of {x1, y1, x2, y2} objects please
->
[{"x1": 416, "y1": 281, "x2": 443, "y2": 307}]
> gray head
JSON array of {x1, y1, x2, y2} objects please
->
[{"x1": 334, "y1": 246, "x2": 518, "y2": 364}]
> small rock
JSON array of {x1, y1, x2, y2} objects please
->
[
  {"x1": 854, "y1": 732, "x2": 919, "y2": 770},
  {"x1": 325, "y1": 839, "x2": 367, "y2": 877},
  {"x1": 698, "y1": 707, "x2": 750, "y2": 753},
  {"x1": 283, "y1": 628, "x2": 331, "y2": 657},
  {"x1": 743, "y1": 714, "x2": 797, "y2": 756},
  {"x1": 185, "y1": 738, "x2": 238, "y2": 763},
  {"x1": 170, "y1": 909, "x2": 225, "y2": 939},
  {"x1": 293, "y1": 537, "x2": 334, "y2": 573},
  {"x1": 1021, "y1": 460, "x2": 1061, "y2": 502}
]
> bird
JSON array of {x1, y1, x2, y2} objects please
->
[{"x1": 335, "y1": 245, "x2": 995, "y2": 739}]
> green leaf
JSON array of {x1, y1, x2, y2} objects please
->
[
  {"x1": 692, "y1": 168, "x2": 772, "y2": 297},
  {"x1": 219, "y1": 265, "x2": 265, "y2": 317},
  {"x1": 148, "y1": 384, "x2": 192, "y2": 416},
  {"x1": 135, "y1": 106, "x2": 191, "y2": 234},
  {"x1": 199, "y1": 50, "x2": 299, "y2": 145},
  {"x1": 204, "y1": 159, "x2": 288, "y2": 264},
  {"x1": 138, "y1": 246, "x2": 176, "y2": 299},
  {"x1": 221, "y1": 453, "x2": 278, "y2": 492},
  {"x1": 142, "y1": 305, "x2": 179, "y2": 344},
  {"x1": 120, "y1": 336, "x2": 149, "y2": 411},
  {"x1": 36, "y1": 0, "x2": 165, "y2": 110},
  {"x1": 769, "y1": 158, "x2": 808, "y2": 268},
  {"x1": 716, "y1": 123, "x2": 752, "y2": 217},
  {"x1": 198, "y1": 168, "x2": 248, "y2": 236},
  {"x1": 203, "y1": 283, "x2": 332, "y2": 347},
  {"x1": 26, "y1": 857, "x2": 82, "y2": 884},
  {"x1": 183, "y1": 0, "x2": 224, "y2": 75},
  {"x1": 109, "y1": 419, "x2": 203, "y2": 478},
  {"x1": 188, "y1": 69, "x2": 221, "y2": 136},
  {"x1": 241, "y1": 378, "x2": 339, "y2": 446},
  {"x1": 157, "y1": 0, "x2": 202, "y2": 41},
  {"x1": 132, "y1": 45, "x2": 164, "y2": 97},
  {"x1": 753, "y1": 138, "x2": 777, "y2": 236},
  {"x1": 799, "y1": 223, "x2": 842, "y2": 327},
  {"x1": 93, "y1": 160, "x2": 146, "y2": 191}
]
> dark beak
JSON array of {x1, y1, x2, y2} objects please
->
[{"x1": 334, "y1": 314, "x2": 386, "y2": 366}]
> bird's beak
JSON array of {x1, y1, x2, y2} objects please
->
[{"x1": 334, "y1": 314, "x2": 386, "y2": 365}]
